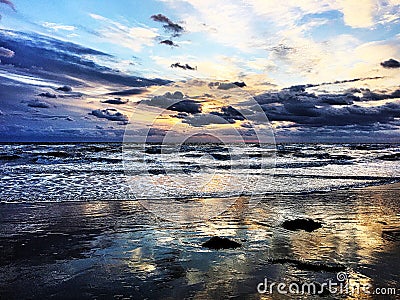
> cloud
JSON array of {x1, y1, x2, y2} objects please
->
[
  {"x1": 360, "y1": 88, "x2": 400, "y2": 101},
  {"x1": 151, "y1": 13, "x2": 184, "y2": 36},
  {"x1": 217, "y1": 82, "x2": 246, "y2": 90},
  {"x1": 56, "y1": 86, "x2": 72, "y2": 92},
  {"x1": 101, "y1": 98, "x2": 129, "y2": 105},
  {"x1": 0, "y1": 29, "x2": 166, "y2": 88},
  {"x1": 179, "y1": 105, "x2": 246, "y2": 127},
  {"x1": 160, "y1": 39, "x2": 179, "y2": 47},
  {"x1": 170, "y1": 62, "x2": 197, "y2": 70},
  {"x1": 150, "y1": 55, "x2": 238, "y2": 80},
  {"x1": 142, "y1": 91, "x2": 202, "y2": 114},
  {"x1": 151, "y1": 13, "x2": 172, "y2": 24},
  {"x1": 160, "y1": 0, "x2": 400, "y2": 84},
  {"x1": 0, "y1": 0, "x2": 15, "y2": 11},
  {"x1": 106, "y1": 88, "x2": 148, "y2": 96},
  {"x1": 38, "y1": 92, "x2": 57, "y2": 98},
  {"x1": 42, "y1": 22, "x2": 76, "y2": 32},
  {"x1": 182, "y1": 113, "x2": 233, "y2": 127},
  {"x1": 247, "y1": 0, "x2": 398, "y2": 29},
  {"x1": 91, "y1": 108, "x2": 128, "y2": 123},
  {"x1": 339, "y1": 0, "x2": 376, "y2": 28},
  {"x1": 286, "y1": 76, "x2": 384, "y2": 91},
  {"x1": 26, "y1": 100, "x2": 51, "y2": 109},
  {"x1": 256, "y1": 87, "x2": 400, "y2": 128},
  {"x1": 381, "y1": 58, "x2": 400, "y2": 69},
  {"x1": 89, "y1": 13, "x2": 158, "y2": 52},
  {"x1": 207, "y1": 81, "x2": 247, "y2": 90},
  {"x1": 0, "y1": 46, "x2": 14, "y2": 58},
  {"x1": 210, "y1": 106, "x2": 245, "y2": 121}
]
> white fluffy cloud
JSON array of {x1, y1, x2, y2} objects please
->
[
  {"x1": 0, "y1": 46, "x2": 14, "y2": 58},
  {"x1": 157, "y1": 0, "x2": 399, "y2": 84},
  {"x1": 42, "y1": 22, "x2": 76, "y2": 32},
  {"x1": 89, "y1": 13, "x2": 158, "y2": 52}
]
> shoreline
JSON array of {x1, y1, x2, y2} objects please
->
[{"x1": 1, "y1": 179, "x2": 399, "y2": 205}]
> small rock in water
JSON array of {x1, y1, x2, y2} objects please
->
[
  {"x1": 201, "y1": 237, "x2": 242, "y2": 250},
  {"x1": 282, "y1": 218, "x2": 322, "y2": 232}
]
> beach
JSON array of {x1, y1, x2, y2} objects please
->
[{"x1": 1, "y1": 183, "x2": 399, "y2": 299}]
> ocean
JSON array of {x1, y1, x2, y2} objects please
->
[
  {"x1": 1, "y1": 143, "x2": 399, "y2": 299},
  {"x1": 1, "y1": 143, "x2": 399, "y2": 202}
]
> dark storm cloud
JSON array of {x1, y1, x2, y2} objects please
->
[
  {"x1": 275, "y1": 122, "x2": 400, "y2": 143},
  {"x1": 151, "y1": 14, "x2": 184, "y2": 36},
  {"x1": 232, "y1": 81, "x2": 247, "y2": 88},
  {"x1": 57, "y1": 86, "x2": 72, "y2": 92},
  {"x1": 207, "y1": 81, "x2": 247, "y2": 90},
  {"x1": 181, "y1": 106, "x2": 245, "y2": 127},
  {"x1": 169, "y1": 100, "x2": 201, "y2": 113},
  {"x1": 210, "y1": 106, "x2": 245, "y2": 122},
  {"x1": 182, "y1": 113, "x2": 233, "y2": 127},
  {"x1": 0, "y1": 29, "x2": 168, "y2": 87},
  {"x1": 151, "y1": 13, "x2": 172, "y2": 24},
  {"x1": 147, "y1": 127, "x2": 168, "y2": 137},
  {"x1": 106, "y1": 88, "x2": 148, "y2": 96},
  {"x1": 381, "y1": 58, "x2": 400, "y2": 69},
  {"x1": 38, "y1": 92, "x2": 57, "y2": 98},
  {"x1": 101, "y1": 98, "x2": 129, "y2": 105},
  {"x1": 286, "y1": 76, "x2": 384, "y2": 91},
  {"x1": 360, "y1": 88, "x2": 400, "y2": 101},
  {"x1": 217, "y1": 82, "x2": 247, "y2": 89},
  {"x1": 170, "y1": 62, "x2": 197, "y2": 70},
  {"x1": 141, "y1": 91, "x2": 202, "y2": 114},
  {"x1": 90, "y1": 108, "x2": 128, "y2": 123},
  {"x1": 256, "y1": 87, "x2": 400, "y2": 127},
  {"x1": 160, "y1": 39, "x2": 179, "y2": 47}
]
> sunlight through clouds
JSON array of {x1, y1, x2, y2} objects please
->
[{"x1": 0, "y1": 0, "x2": 399, "y2": 142}]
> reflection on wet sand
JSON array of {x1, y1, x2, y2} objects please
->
[{"x1": 0, "y1": 184, "x2": 399, "y2": 299}]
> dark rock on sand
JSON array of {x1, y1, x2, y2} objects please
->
[
  {"x1": 269, "y1": 258, "x2": 346, "y2": 272},
  {"x1": 201, "y1": 237, "x2": 242, "y2": 250},
  {"x1": 282, "y1": 218, "x2": 322, "y2": 232}
]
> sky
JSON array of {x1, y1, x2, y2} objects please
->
[{"x1": 0, "y1": 0, "x2": 399, "y2": 142}]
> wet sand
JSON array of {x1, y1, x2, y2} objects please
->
[{"x1": 1, "y1": 183, "x2": 399, "y2": 299}]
